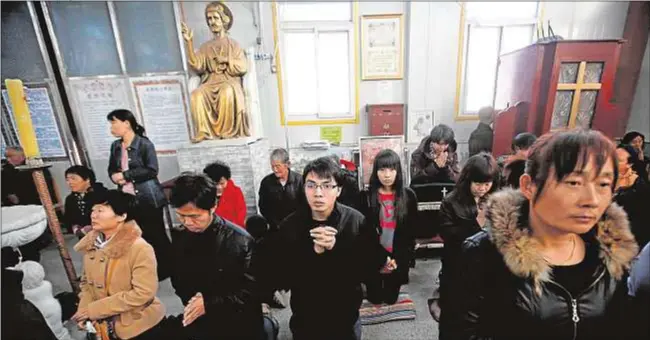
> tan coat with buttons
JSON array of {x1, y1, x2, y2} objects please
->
[{"x1": 74, "y1": 221, "x2": 165, "y2": 339}]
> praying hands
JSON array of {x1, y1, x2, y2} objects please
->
[{"x1": 183, "y1": 292, "x2": 206, "y2": 327}]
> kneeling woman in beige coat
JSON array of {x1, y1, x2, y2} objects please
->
[{"x1": 72, "y1": 190, "x2": 165, "y2": 340}]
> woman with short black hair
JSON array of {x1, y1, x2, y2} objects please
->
[
  {"x1": 614, "y1": 144, "x2": 650, "y2": 249},
  {"x1": 72, "y1": 190, "x2": 165, "y2": 340},
  {"x1": 107, "y1": 109, "x2": 172, "y2": 281},
  {"x1": 503, "y1": 159, "x2": 526, "y2": 189},
  {"x1": 203, "y1": 161, "x2": 247, "y2": 227},
  {"x1": 511, "y1": 132, "x2": 537, "y2": 155},
  {"x1": 622, "y1": 131, "x2": 649, "y2": 181},
  {"x1": 441, "y1": 130, "x2": 638, "y2": 340},
  {"x1": 410, "y1": 124, "x2": 460, "y2": 183},
  {"x1": 63, "y1": 165, "x2": 107, "y2": 239}
]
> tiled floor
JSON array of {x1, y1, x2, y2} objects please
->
[{"x1": 41, "y1": 235, "x2": 441, "y2": 340}]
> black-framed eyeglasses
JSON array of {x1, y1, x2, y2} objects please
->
[{"x1": 305, "y1": 182, "x2": 338, "y2": 192}]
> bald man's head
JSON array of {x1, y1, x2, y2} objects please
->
[
  {"x1": 478, "y1": 106, "x2": 496, "y2": 125},
  {"x1": 5, "y1": 146, "x2": 25, "y2": 166}
]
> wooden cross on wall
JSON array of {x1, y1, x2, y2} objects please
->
[{"x1": 556, "y1": 61, "x2": 602, "y2": 129}]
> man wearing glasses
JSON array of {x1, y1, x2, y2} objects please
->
[
  {"x1": 168, "y1": 173, "x2": 263, "y2": 339},
  {"x1": 259, "y1": 157, "x2": 389, "y2": 340}
]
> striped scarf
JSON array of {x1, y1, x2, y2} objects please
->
[{"x1": 94, "y1": 233, "x2": 111, "y2": 249}]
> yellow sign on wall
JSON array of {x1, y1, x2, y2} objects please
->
[
  {"x1": 320, "y1": 126, "x2": 343, "y2": 145},
  {"x1": 5, "y1": 79, "x2": 40, "y2": 158}
]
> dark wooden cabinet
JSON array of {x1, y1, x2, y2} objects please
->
[
  {"x1": 493, "y1": 40, "x2": 623, "y2": 156},
  {"x1": 367, "y1": 104, "x2": 404, "y2": 136}
]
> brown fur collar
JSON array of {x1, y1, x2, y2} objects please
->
[
  {"x1": 485, "y1": 188, "x2": 638, "y2": 292},
  {"x1": 74, "y1": 221, "x2": 142, "y2": 258}
]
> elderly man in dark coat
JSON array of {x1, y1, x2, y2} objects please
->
[{"x1": 468, "y1": 106, "x2": 495, "y2": 157}]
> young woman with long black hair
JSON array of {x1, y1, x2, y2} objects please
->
[
  {"x1": 434, "y1": 152, "x2": 500, "y2": 324},
  {"x1": 359, "y1": 149, "x2": 418, "y2": 304},
  {"x1": 107, "y1": 109, "x2": 172, "y2": 281}
]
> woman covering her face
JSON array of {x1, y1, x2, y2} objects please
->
[
  {"x1": 613, "y1": 144, "x2": 650, "y2": 249},
  {"x1": 440, "y1": 130, "x2": 639, "y2": 340},
  {"x1": 621, "y1": 131, "x2": 649, "y2": 182},
  {"x1": 359, "y1": 149, "x2": 418, "y2": 305}
]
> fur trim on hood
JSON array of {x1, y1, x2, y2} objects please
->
[
  {"x1": 485, "y1": 188, "x2": 638, "y2": 293},
  {"x1": 74, "y1": 221, "x2": 142, "y2": 259}
]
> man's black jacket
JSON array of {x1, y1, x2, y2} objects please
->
[
  {"x1": 259, "y1": 203, "x2": 385, "y2": 339},
  {"x1": 171, "y1": 214, "x2": 263, "y2": 339},
  {"x1": 258, "y1": 170, "x2": 304, "y2": 231}
]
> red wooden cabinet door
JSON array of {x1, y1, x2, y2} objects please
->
[
  {"x1": 368, "y1": 104, "x2": 404, "y2": 136},
  {"x1": 493, "y1": 106, "x2": 519, "y2": 157},
  {"x1": 541, "y1": 41, "x2": 622, "y2": 138}
]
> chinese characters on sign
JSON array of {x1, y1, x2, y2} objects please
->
[
  {"x1": 361, "y1": 14, "x2": 404, "y2": 80},
  {"x1": 69, "y1": 78, "x2": 133, "y2": 159},
  {"x1": 130, "y1": 75, "x2": 191, "y2": 152},
  {"x1": 2, "y1": 87, "x2": 66, "y2": 158}
]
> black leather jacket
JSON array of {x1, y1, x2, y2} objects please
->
[
  {"x1": 614, "y1": 176, "x2": 650, "y2": 249},
  {"x1": 438, "y1": 190, "x2": 483, "y2": 306},
  {"x1": 258, "y1": 170, "x2": 304, "y2": 231},
  {"x1": 171, "y1": 214, "x2": 262, "y2": 339},
  {"x1": 441, "y1": 189, "x2": 639, "y2": 340},
  {"x1": 108, "y1": 135, "x2": 167, "y2": 208}
]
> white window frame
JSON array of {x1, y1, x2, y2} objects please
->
[
  {"x1": 459, "y1": 3, "x2": 540, "y2": 116},
  {"x1": 277, "y1": 2, "x2": 355, "y2": 122}
]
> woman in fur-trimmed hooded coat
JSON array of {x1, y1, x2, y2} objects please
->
[
  {"x1": 440, "y1": 130, "x2": 642, "y2": 340},
  {"x1": 440, "y1": 188, "x2": 638, "y2": 340}
]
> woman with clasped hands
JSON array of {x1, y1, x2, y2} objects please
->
[
  {"x1": 441, "y1": 130, "x2": 639, "y2": 340},
  {"x1": 72, "y1": 190, "x2": 165, "y2": 340}
]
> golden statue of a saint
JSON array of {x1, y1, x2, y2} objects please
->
[{"x1": 181, "y1": 2, "x2": 250, "y2": 142}]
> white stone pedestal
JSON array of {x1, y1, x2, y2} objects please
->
[{"x1": 176, "y1": 137, "x2": 271, "y2": 215}]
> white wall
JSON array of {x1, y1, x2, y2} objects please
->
[
  {"x1": 406, "y1": 1, "x2": 631, "y2": 149},
  {"x1": 256, "y1": 2, "x2": 406, "y2": 148},
  {"x1": 406, "y1": 1, "x2": 474, "y2": 150},
  {"x1": 42, "y1": 1, "x2": 647, "y2": 199},
  {"x1": 248, "y1": 1, "x2": 638, "y2": 165},
  {"x1": 544, "y1": 2, "x2": 629, "y2": 40},
  {"x1": 545, "y1": 1, "x2": 649, "y2": 140},
  {"x1": 181, "y1": 1, "x2": 259, "y2": 54},
  {"x1": 627, "y1": 36, "x2": 650, "y2": 139}
]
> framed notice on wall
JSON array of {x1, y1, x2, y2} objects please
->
[
  {"x1": 129, "y1": 75, "x2": 191, "y2": 153},
  {"x1": 358, "y1": 135, "x2": 406, "y2": 189},
  {"x1": 1, "y1": 134, "x2": 6, "y2": 159},
  {"x1": 69, "y1": 78, "x2": 134, "y2": 159},
  {"x1": 361, "y1": 14, "x2": 404, "y2": 80},
  {"x1": 2, "y1": 87, "x2": 67, "y2": 158},
  {"x1": 407, "y1": 108, "x2": 435, "y2": 143}
]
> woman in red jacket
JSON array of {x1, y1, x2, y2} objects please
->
[{"x1": 203, "y1": 161, "x2": 247, "y2": 227}]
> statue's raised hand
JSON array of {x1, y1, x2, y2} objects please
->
[{"x1": 181, "y1": 22, "x2": 193, "y2": 42}]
